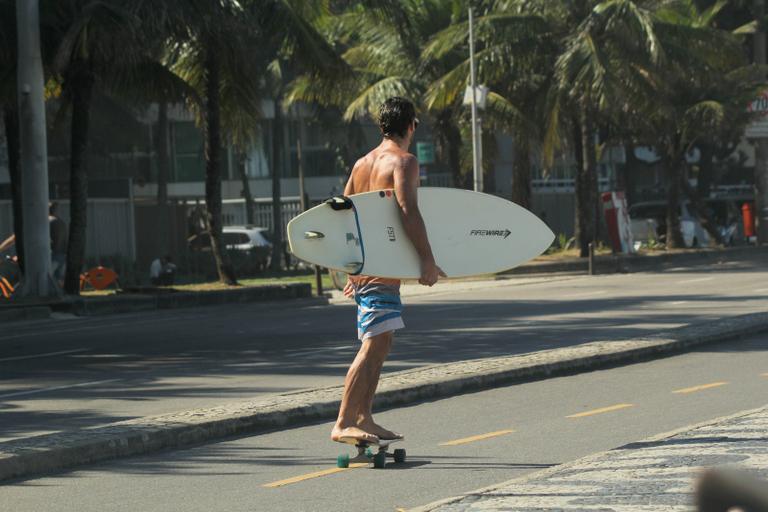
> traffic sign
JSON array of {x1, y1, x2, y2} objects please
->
[
  {"x1": 416, "y1": 141, "x2": 435, "y2": 165},
  {"x1": 746, "y1": 90, "x2": 768, "y2": 138}
]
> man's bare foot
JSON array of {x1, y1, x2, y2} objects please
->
[
  {"x1": 331, "y1": 425, "x2": 379, "y2": 444},
  {"x1": 359, "y1": 420, "x2": 403, "y2": 441}
]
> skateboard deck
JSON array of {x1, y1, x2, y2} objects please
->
[{"x1": 335, "y1": 436, "x2": 406, "y2": 469}]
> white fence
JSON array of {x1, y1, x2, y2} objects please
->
[
  {"x1": 220, "y1": 197, "x2": 304, "y2": 230},
  {"x1": 0, "y1": 199, "x2": 136, "y2": 262}
]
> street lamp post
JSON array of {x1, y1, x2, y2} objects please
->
[
  {"x1": 16, "y1": 0, "x2": 56, "y2": 297},
  {"x1": 755, "y1": 0, "x2": 768, "y2": 244},
  {"x1": 468, "y1": 7, "x2": 482, "y2": 193}
]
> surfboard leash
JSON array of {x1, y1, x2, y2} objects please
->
[{"x1": 325, "y1": 195, "x2": 365, "y2": 275}]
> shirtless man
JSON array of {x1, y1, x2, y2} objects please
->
[{"x1": 331, "y1": 97, "x2": 445, "y2": 444}]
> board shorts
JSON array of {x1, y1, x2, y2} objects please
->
[{"x1": 353, "y1": 280, "x2": 404, "y2": 341}]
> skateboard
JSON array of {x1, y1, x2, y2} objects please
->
[{"x1": 336, "y1": 436, "x2": 406, "y2": 469}]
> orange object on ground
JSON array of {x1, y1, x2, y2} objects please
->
[
  {"x1": 742, "y1": 202, "x2": 756, "y2": 238},
  {"x1": 0, "y1": 277, "x2": 13, "y2": 299},
  {"x1": 80, "y1": 266, "x2": 119, "y2": 291}
]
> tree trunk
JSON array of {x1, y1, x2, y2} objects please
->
[
  {"x1": 204, "y1": 49, "x2": 237, "y2": 285},
  {"x1": 156, "y1": 102, "x2": 170, "y2": 205},
  {"x1": 4, "y1": 106, "x2": 24, "y2": 272},
  {"x1": 571, "y1": 114, "x2": 584, "y2": 249},
  {"x1": 435, "y1": 112, "x2": 463, "y2": 189},
  {"x1": 270, "y1": 99, "x2": 284, "y2": 271},
  {"x1": 64, "y1": 66, "x2": 94, "y2": 295},
  {"x1": 697, "y1": 143, "x2": 714, "y2": 199},
  {"x1": 511, "y1": 134, "x2": 531, "y2": 209},
  {"x1": 239, "y1": 155, "x2": 256, "y2": 225},
  {"x1": 576, "y1": 104, "x2": 597, "y2": 258},
  {"x1": 756, "y1": 140, "x2": 768, "y2": 244},
  {"x1": 664, "y1": 148, "x2": 687, "y2": 249},
  {"x1": 155, "y1": 102, "x2": 171, "y2": 255}
]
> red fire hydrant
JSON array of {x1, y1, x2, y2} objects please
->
[{"x1": 742, "y1": 202, "x2": 756, "y2": 239}]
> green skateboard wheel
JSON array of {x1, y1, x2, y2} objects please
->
[
  {"x1": 373, "y1": 451, "x2": 387, "y2": 469},
  {"x1": 337, "y1": 454, "x2": 350, "y2": 468},
  {"x1": 393, "y1": 448, "x2": 406, "y2": 464},
  {"x1": 365, "y1": 448, "x2": 374, "y2": 459}
]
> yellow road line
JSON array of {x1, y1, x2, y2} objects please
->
[
  {"x1": 263, "y1": 463, "x2": 368, "y2": 488},
  {"x1": 566, "y1": 403, "x2": 634, "y2": 418},
  {"x1": 673, "y1": 381, "x2": 728, "y2": 394},
  {"x1": 439, "y1": 429, "x2": 515, "y2": 446}
]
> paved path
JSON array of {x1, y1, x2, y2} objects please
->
[
  {"x1": 418, "y1": 408, "x2": 768, "y2": 511},
  {"x1": 3, "y1": 333, "x2": 768, "y2": 511},
  {"x1": 2, "y1": 253, "x2": 767, "y2": 442}
]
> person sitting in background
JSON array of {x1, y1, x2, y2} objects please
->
[
  {"x1": 150, "y1": 255, "x2": 177, "y2": 286},
  {"x1": 160, "y1": 256, "x2": 176, "y2": 285}
]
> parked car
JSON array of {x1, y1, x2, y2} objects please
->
[
  {"x1": 629, "y1": 201, "x2": 709, "y2": 248},
  {"x1": 188, "y1": 225, "x2": 272, "y2": 270}
]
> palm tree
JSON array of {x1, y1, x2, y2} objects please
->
[
  {"x1": 422, "y1": 1, "x2": 555, "y2": 205},
  {"x1": 150, "y1": 0, "x2": 271, "y2": 284},
  {"x1": 425, "y1": 1, "x2": 661, "y2": 256},
  {"x1": 248, "y1": 0, "x2": 348, "y2": 271},
  {"x1": 0, "y1": 0, "x2": 22, "y2": 271},
  {"x1": 541, "y1": 0, "x2": 662, "y2": 256},
  {"x1": 629, "y1": 0, "x2": 763, "y2": 247},
  {"x1": 288, "y1": 0, "x2": 468, "y2": 188},
  {"x1": 41, "y1": 0, "x2": 156, "y2": 293}
]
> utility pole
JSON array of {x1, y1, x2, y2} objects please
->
[
  {"x1": 16, "y1": 0, "x2": 56, "y2": 297},
  {"x1": 468, "y1": 7, "x2": 483, "y2": 192},
  {"x1": 755, "y1": 0, "x2": 768, "y2": 244}
]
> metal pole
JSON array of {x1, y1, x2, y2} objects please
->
[
  {"x1": 16, "y1": 0, "x2": 55, "y2": 297},
  {"x1": 468, "y1": 7, "x2": 481, "y2": 192},
  {"x1": 294, "y1": 109, "x2": 322, "y2": 295}
]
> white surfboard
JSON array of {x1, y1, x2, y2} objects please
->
[{"x1": 287, "y1": 187, "x2": 554, "y2": 279}]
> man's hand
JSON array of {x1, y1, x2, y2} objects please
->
[
  {"x1": 343, "y1": 280, "x2": 356, "y2": 299},
  {"x1": 419, "y1": 259, "x2": 446, "y2": 287}
]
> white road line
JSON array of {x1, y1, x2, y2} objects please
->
[
  {"x1": 669, "y1": 301, "x2": 689, "y2": 305},
  {"x1": 676, "y1": 277, "x2": 715, "y2": 284},
  {"x1": 0, "y1": 379, "x2": 121, "y2": 399},
  {"x1": 0, "y1": 348, "x2": 89, "y2": 363},
  {"x1": 563, "y1": 290, "x2": 608, "y2": 299}
]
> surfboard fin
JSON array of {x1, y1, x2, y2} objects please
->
[
  {"x1": 344, "y1": 262, "x2": 363, "y2": 271},
  {"x1": 325, "y1": 195, "x2": 354, "y2": 211},
  {"x1": 304, "y1": 231, "x2": 325, "y2": 239}
]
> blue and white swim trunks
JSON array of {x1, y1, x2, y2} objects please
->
[{"x1": 353, "y1": 281, "x2": 405, "y2": 341}]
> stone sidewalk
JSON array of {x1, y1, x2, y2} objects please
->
[{"x1": 414, "y1": 406, "x2": 768, "y2": 511}]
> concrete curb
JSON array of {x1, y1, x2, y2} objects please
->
[
  {"x1": 0, "y1": 306, "x2": 50, "y2": 323},
  {"x1": 2, "y1": 311, "x2": 768, "y2": 483},
  {"x1": 63, "y1": 283, "x2": 315, "y2": 316},
  {"x1": 408, "y1": 404, "x2": 768, "y2": 511},
  {"x1": 505, "y1": 245, "x2": 768, "y2": 275}
]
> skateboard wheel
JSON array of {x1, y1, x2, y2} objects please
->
[
  {"x1": 393, "y1": 448, "x2": 406, "y2": 464},
  {"x1": 373, "y1": 452, "x2": 387, "y2": 469},
  {"x1": 365, "y1": 448, "x2": 374, "y2": 459},
  {"x1": 337, "y1": 454, "x2": 350, "y2": 468}
]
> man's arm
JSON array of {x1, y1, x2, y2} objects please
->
[{"x1": 394, "y1": 154, "x2": 445, "y2": 286}]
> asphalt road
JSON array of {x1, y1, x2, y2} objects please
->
[
  {"x1": 3, "y1": 332, "x2": 768, "y2": 511},
  {"x1": 1, "y1": 254, "x2": 767, "y2": 442}
]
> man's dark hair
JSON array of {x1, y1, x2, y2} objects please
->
[
  {"x1": 379, "y1": 97, "x2": 416, "y2": 139},
  {"x1": 49, "y1": 202, "x2": 57, "y2": 215}
]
